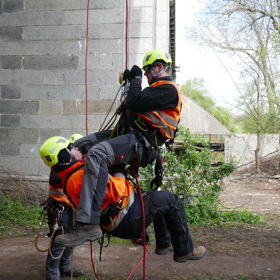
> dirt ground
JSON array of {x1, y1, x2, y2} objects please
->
[{"x1": 0, "y1": 171, "x2": 280, "y2": 279}]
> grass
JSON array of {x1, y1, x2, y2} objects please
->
[{"x1": 0, "y1": 198, "x2": 42, "y2": 237}]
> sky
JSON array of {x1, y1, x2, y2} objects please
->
[{"x1": 175, "y1": 0, "x2": 240, "y2": 110}]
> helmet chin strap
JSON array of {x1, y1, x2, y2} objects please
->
[{"x1": 151, "y1": 66, "x2": 168, "y2": 78}]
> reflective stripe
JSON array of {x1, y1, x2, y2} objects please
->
[
  {"x1": 101, "y1": 191, "x2": 135, "y2": 232},
  {"x1": 49, "y1": 189, "x2": 64, "y2": 196},
  {"x1": 143, "y1": 111, "x2": 178, "y2": 129},
  {"x1": 142, "y1": 112, "x2": 175, "y2": 138},
  {"x1": 138, "y1": 80, "x2": 182, "y2": 139}
]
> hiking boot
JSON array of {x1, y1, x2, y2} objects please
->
[
  {"x1": 173, "y1": 246, "x2": 206, "y2": 263},
  {"x1": 61, "y1": 268, "x2": 84, "y2": 278},
  {"x1": 55, "y1": 224, "x2": 102, "y2": 247},
  {"x1": 155, "y1": 245, "x2": 173, "y2": 255}
]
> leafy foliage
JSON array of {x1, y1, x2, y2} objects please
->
[{"x1": 140, "y1": 128, "x2": 262, "y2": 225}]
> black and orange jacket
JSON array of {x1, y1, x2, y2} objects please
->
[
  {"x1": 126, "y1": 76, "x2": 182, "y2": 140},
  {"x1": 56, "y1": 161, "x2": 135, "y2": 231},
  {"x1": 48, "y1": 167, "x2": 72, "y2": 207}
]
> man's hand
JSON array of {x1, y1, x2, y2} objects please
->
[
  {"x1": 130, "y1": 65, "x2": 142, "y2": 80},
  {"x1": 123, "y1": 69, "x2": 130, "y2": 81},
  {"x1": 122, "y1": 66, "x2": 142, "y2": 81}
]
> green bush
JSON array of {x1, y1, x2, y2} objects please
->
[{"x1": 140, "y1": 128, "x2": 262, "y2": 225}]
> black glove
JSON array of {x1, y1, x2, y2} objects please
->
[
  {"x1": 130, "y1": 65, "x2": 142, "y2": 80},
  {"x1": 123, "y1": 69, "x2": 130, "y2": 81}
]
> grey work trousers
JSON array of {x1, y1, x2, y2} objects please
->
[{"x1": 76, "y1": 133, "x2": 139, "y2": 224}]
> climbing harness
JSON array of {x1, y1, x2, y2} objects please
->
[{"x1": 35, "y1": 201, "x2": 66, "y2": 260}]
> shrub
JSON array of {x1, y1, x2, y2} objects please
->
[{"x1": 140, "y1": 128, "x2": 261, "y2": 225}]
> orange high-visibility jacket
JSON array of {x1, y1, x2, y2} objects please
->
[
  {"x1": 57, "y1": 161, "x2": 135, "y2": 231},
  {"x1": 48, "y1": 166, "x2": 75, "y2": 207},
  {"x1": 137, "y1": 80, "x2": 182, "y2": 139}
]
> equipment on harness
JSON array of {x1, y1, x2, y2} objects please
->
[
  {"x1": 150, "y1": 146, "x2": 166, "y2": 191},
  {"x1": 35, "y1": 198, "x2": 68, "y2": 259}
]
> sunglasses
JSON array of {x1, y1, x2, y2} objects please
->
[{"x1": 143, "y1": 64, "x2": 156, "y2": 74}]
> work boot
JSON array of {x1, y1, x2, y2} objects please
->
[
  {"x1": 55, "y1": 223, "x2": 102, "y2": 247},
  {"x1": 173, "y1": 246, "x2": 206, "y2": 263},
  {"x1": 61, "y1": 268, "x2": 84, "y2": 278},
  {"x1": 155, "y1": 245, "x2": 173, "y2": 255}
]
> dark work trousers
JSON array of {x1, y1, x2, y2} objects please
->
[
  {"x1": 46, "y1": 205, "x2": 73, "y2": 280},
  {"x1": 76, "y1": 133, "x2": 140, "y2": 224},
  {"x1": 110, "y1": 190, "x2": 194, "y2": 257},
  {"x1": 146, "y1": 191, "x2": 194, "y2": 256}
]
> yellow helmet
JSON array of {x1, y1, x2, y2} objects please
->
[
  {"x1": 69, "y1": 133, "x2": 83, "y2": 144},
  {"x1": 142, "y1": 48, "x2": 172, "y2": 70},
  {"x1": 39, "y1": 136, "x2": 70, "y2": 167}
]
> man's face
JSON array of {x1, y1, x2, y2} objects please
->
[
  {"x1": 144, "y1": 64, "x2": 158, "y2": 85},
  {"x1": 70, "y1": 147, "x2": 82, "y2": 161}
]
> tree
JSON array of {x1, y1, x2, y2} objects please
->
[{"x1": 187, "y1": 0, "x2": 280, "y2": 173}]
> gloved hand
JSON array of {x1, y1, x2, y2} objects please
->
[
  {"x1": 130, "y1": 65, "x2": 142, "y2": 80},
  {"x1": 123, "y1": 69, "x2": 130, "y2": 81}
]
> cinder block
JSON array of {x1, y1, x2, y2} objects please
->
[
  {"x1": 25, "y1": 0, "x2": 83, "y2": 11},
  {"x1": 129, "y1": 38, "x2": 152, "y2": 52},
  {"x1": 0, "y1": 26, "x2": 22, "y2": 41},
  {"x1": 23, "y1": 55, "x2": 79, "y2": 70},
  {"x1": 130, "y1": 0, "x2": 153, "y2": 7},
  {"x1": 63, "y1": 9, "x2": 123, "y2": 25},
  {"x1": 0, "y1": 40, "x2": 83, "y2": 56},
  {"x1": 98, "y1": 23, "x2": 123, "y2": 39},
  {"x1": 39, "y1": 100, "x2": 63, "y2": 115},
  {"x1": 0, "y1": 70, "x2": 64, "y2": 85},
  {"x1": 0, "y1": 11, "x2": 42, "y2": 27},
  {"x1": 1, "y1": 85, "x2": 21, "y2": 99},
  {"x1": 1, "y1": 115, "x2": 20, "y2": 127},
  {"x1": 130, "y1": 7, "x2": 153, "y2": 23},
  {"x1": 1, "y1": 55, "x2": 22, "y2": 69},
  {"x1": 20, "y1": 143, "x2": 40, "y2": 157},
  {"x1": 99, "y1": 53, "x2": 122, "y2": 69},
  {"x1": 63, "y1": 69, "x2": 119, "y2": 86},
  {"x1": 0, "y1": 128, "x2": 39, "y2": 144},
  {"x1": 0, "y1": 156, "x2": 39, "y2": 176},
  {"x1": 90, "y1": 0, "x2": 123, "y2": 9},
  {"x1": 39, "y1": 129, "x2": 62, "y2": 143},
  {"x1": 88, "y1": 39, "x2": 122, "y2": 54},
  {"x1": 78, "y1": 54, "x2": 101, "y2": 70},
  {"x1": 0, "y1": 144, "x2": 19, "y2": 155},
  {"x1": 23, "y1": 25, "x2": 86, "y2": 40},
  {"x1": 3, "y1": 0, "x2": 24, "y2": 13},
  {"x1": 21, "y1": 115, "x2": 87, "y2": 129},
  {"x1": 63, "y1": 99, "x2": 116, "y2": 115},
  {"x1": 0, "y1": 100, "x2": 39, "y2": 114}
]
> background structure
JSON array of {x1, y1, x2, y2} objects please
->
[{"x1": 0, "y1": 0, "x2": 170, "y2": 176}]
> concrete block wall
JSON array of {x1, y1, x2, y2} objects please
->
[
  {"x1": 224, "y1": 134, "x2": 280, "y2": 167},
  {"x1": 0, "y1": 0, "x2": 170, "y2": 176}
]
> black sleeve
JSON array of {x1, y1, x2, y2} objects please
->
[
  {"x1": 126, "y1": 79, "x2": 178, "y2": 113},
  {"x1": 73, "y1": 130, "x2": 112, "y2": 154}
]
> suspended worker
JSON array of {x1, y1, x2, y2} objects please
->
[
  {"x1": 39, "y1": 136, "x2": 206, "y2": 263},
  {"x1": 55, "y1": 48, "x2": 183, "y2": 248},
  {"x1": 40, "y1": 135, "x2": 84, "y2": 280}
]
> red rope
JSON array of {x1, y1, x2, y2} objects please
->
[
  {"x1": 125, "y1": 0, "x2": 129, "y2": 69},
  {"x1": 84, "y1": 0, "x2": 90, "y2": 136},
  {"x1": 90, "y1": 241, "x2": 100, "y2": 280},
  {"x1": 126, "y1": 176, "x2": 147, "y2": 280}
]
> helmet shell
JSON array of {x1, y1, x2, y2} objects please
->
[
  {"x1": 39, "y1": 136, "x2": 70, "y2": 167},
  {"x1": 69, "y1": 133, "x2": 83, "y2": 144},
  {"x1": 143, "y1": 48, "x2": 172, "y2": 69}
]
